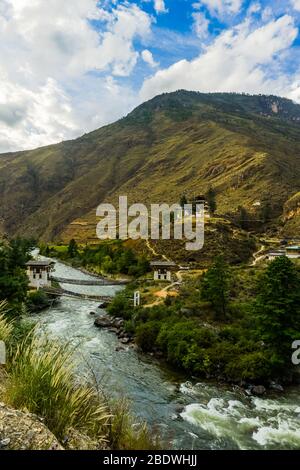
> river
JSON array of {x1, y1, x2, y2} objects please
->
[{"x1": 31, "y1": 258, "x2": 300, "y2": 450}]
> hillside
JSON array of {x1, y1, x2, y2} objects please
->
[{"x1": 0, "y1": 91, "x2": 300, "y2": 242}]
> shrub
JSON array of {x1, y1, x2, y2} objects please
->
[
  {"x1": 135, "y1": 321, "x2": 161, "y2": 352},
  {"x1": 224, "y1": 350, "x2": 273, "y2": 382},
  {"x1": 26, "y1": 290, "x2": 51, "y2": 312}
]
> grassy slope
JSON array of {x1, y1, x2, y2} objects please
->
[{"x1": 0, "y1": 91, "x2": 299, "y2": 242}]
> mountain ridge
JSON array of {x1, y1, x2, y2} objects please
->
[{"x1": 0, "y1": 90, "x2": 300, "y2": 242}]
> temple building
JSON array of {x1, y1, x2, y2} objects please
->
[{"x1": 26, "y1": 260, "x2": 55, "y2": 289}]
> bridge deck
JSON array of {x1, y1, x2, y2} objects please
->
[
  {"x1": 42, "y1": 286, "x2": 113, "y2": 302},
  {"x1": 51, "y1": 276, "x2": 127, "y2": 286}
]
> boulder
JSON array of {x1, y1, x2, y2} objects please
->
[
  {"x1": 120, "y1": 337, "x2": 130, "y2": 345},
  {"x1": 108, "y1": 327, "x2": 119, "y2": 334},
  {"x1": 0, "y1": 402, "x2": 63, "y2": 450},
  {"x1": 269, "y1": 382, "x2": 284, "y2": 392},
  {"x1": 94, "y1": 316, "x2": 113, "y2": 328},
  {"x1": 252, "y1": 385, "x2": 266, "y2": 396},
  {"x1": 99, "y1": 301, "x2": 110, "y2": 309}
]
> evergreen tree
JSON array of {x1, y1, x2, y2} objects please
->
[
  {"x1": 67, "y1": 239, "x2": 78, "y2": 258},
  {"x1": 0, "y1": 239, "x2": 30, "y2": 308},
  {"x1": 259, "y1": 202, "x2": 272, "y2": 223},
  {"x1": 201, "y1": 256, "x2": 230, "y2": 318},
  {"x1": 237, "y1": 205, "x2": 248, "y2": 229},
  {"x1": 206, "y1": 187, "x2": 217, "y2": 215},
  {"x1": 253, "y1": 257, "x2": 300, "y2": 370},
  {"x1": 180, "y1": 194, "x2": 188, "y2": 208}
]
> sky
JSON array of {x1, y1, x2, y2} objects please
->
[{"x1": 0, "y1": 0, "x2": 299, "y2": 153}]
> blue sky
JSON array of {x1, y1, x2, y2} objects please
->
[{"x1": 0, "y1": 0, "x2": 299, "y2": 152}]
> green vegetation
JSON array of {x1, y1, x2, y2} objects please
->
[
  {"x1": 206, "y1": 187, "x2": 217, "y2": 215},
  {"x1": 0, "y1": 301, "x2": 13, "y2": 342},
  {"x1": 42, "y1": 241, "x2": 150, "y2": 278},
  {"x1": 0, "y1": 238, "x2": 34, "y2": 313},
  {"x1": 0, "y1": 302, "x2": 158, "y2": 449},
  {"x1": 26, "y1": 289, "x2": 53, "y2": 312},
  {"x1": 253, "y1": 257, "x2": 300, "y2": 374},
  {"x1": 201, "y1": 256, "x2": 230, "y2": 318},
  {"x1": 67, "y1": 238, "x2": 79, "y2": 258},
  {"x1": 108, "y1": 257, "x2": 300, "y2": 384}
]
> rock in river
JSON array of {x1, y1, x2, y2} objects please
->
[
  {"x1": 94, "y1": 316, "x2": 113, "y2": 328},
  {"x1": 252, "y1": 385, "x2": 266, "y2": 396}
]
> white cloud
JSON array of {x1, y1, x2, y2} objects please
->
[
  {"x1": 192, "y1": 12, "x2": 210, "y2": 39},
  {"x1": 291, "y1": 0, "x2": 300, "y2": 11},
  {"x1": 192, "y1": 2, "x2": 202, "y2": 10},
  {"x1": 247, "y1": 2, "x2": 261, "y2": 15},
  {"x1": 0, "y1": 0, "x2": 299, "y2": 154},
  {"x1": 0, "y1": 76, "x2": 76, "y2": 153},
  {"x1": 262, "y1": 6, "x2": 273, "y2": 22},
  {"x1": 0, "y1": 0, "x2": 152, "y2": 151},
  {"x1": 200, "y1": 0, "x2": 243, "y2": 16},
  {"x1": 288, "y1": 81, "x2": 300, "y2": 102},
  {"x1": 142, "y1": 49, "x2": 159, "y2": 67},
  {"x1": 154, "y1": 0, "x2": 168, "y2": 14},
  {"x1": 141, "y1": 15, "x2": 299, "y2": 102}
]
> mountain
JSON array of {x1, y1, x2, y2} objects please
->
[{"x1": 0, "y1": 90, "x2": 300, "y2": 242}]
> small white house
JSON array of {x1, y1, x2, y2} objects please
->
[
  {"x1": 26, "y1": 260, "x2": 55, "y2": 289},
  {"x1": 150, "y1": 261, "x2": 177, "y2": 281}
]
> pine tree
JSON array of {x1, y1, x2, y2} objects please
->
[
  {"x1": 201, "y1": 256, "x2": 230, "y2": 318},
  {"x1": 180, "y1": 194, "x2": 188, "y2": 208},
  {"x1": 206, "y1": 187, "x2": 217, "y2": 215},
  {"x1": 253, "y1": 256, "x2": 300, "y2": 369},
  {"x1": 67, "y1": 239, "x2": 78, "y2": 258}
]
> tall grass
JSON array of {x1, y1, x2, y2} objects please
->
[
  {"x1": 108, "y1": 399, "x2": 160, "y2": 450},
  {"x1": 5, "y1": 332, "x2": 110, "y2": 440},
  {"x1": 0, "y1": 300, "x2": 13, "y2": 342},
  {"x1": 0, "y1": 307, "x2": 159, "y2": 449}
]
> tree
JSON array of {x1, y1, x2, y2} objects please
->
[
  {"x1": 67, "y1": 239, "x2": 78, "y2": 258},
  {"x1": 259, "y1": 202, "x2": 272, "y2": 223},
  {"x1": 206, "y1": 187, "x2": 217, "y2": 215},
  {"x1": 201, "y1": 256, "x2": 231, "y2": 318},
  {"x1": 253, "y1": 257, "x2": 300, "y2": 370},
  {"x1": 9, "y1": 238, "x2": 35, "y2": 268},
  {"x1": 180, "y1": 194, "x2": 188, "y2": 208},
  {"x1": 0, "y1": 239, "x2": 31, "y2": 309},
  {"x1": 236, "y1": 205, "x2": 248, "y2": 230}
]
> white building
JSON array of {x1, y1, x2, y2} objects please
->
[
  {"x1": 26, "y1": 260, "x2": 55, "y2": 289},
  {"x1": 150, "y1": 261, "x2": 177, "y2": 281}
]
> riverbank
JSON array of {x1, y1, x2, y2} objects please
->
[
  {"x1": 56, "y1": 256, "x2": 300, "y2": 394},
  {"x1": 27, "y1": 257, "x2": 300, "y2": 450},
  {"x1": 104, "y1": 256, "x2": 300, "y2": 391},
  {"x1": 0, "y1": 300, "x2": 160, "y2": 451}
]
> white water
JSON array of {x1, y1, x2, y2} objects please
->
[{"x1": 31, "y1": 258, "x2": 300, "y2": 450}]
